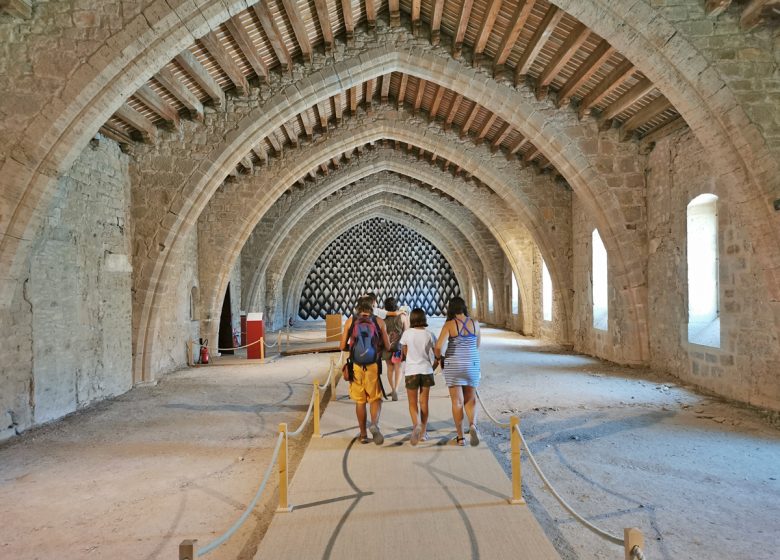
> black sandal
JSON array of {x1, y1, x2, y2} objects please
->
[{"x1": 455, "y1": 436, "x2": 466, "y2": 446}]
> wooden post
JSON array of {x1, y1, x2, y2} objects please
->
[
  {"x1": 260, "y1": 336, "x2": 265, "y2": 363},
  {"x1": 313, "y1": 382, "x2": 321, "y2": 438},
  {"x1": 277, "y1": 331, "x2": 282, "y2": 353},
  {"x1": 331, "y1": 356, "x2": 338, "y2": 401},
  {"x1": 285, "y1": 326, "x2": 290, "y2": 352},
  {"x1": 186, "y1": 340, "x2": 193, "y2": 367},
  {"x1": 624, "y1": 528, "x2": 644, "y2": 559},
  {"x1": 179, "y1": 539, "x2": 197, "y2": 560},
  {"x1": 510, "y1": 416, "x2": 525, "y2": 504},
  {"x1": 277, "y1": 423, "x2": 293, "y2": 512}
]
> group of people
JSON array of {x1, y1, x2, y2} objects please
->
[{"x1": 338, "y1": 292, "x2": 481, "y2": 447}]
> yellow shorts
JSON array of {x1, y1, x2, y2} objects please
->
[{"x1": 348, "y1": 362, "x2": 382, "y2": 404}]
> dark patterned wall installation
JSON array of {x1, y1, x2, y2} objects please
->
[{"x1": 298, "y1": 218, "x2": 461, "y2": 319}]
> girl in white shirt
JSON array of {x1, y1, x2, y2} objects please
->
[{"x1": 399, "y1": 308, "x2": 438, "y2": 446}]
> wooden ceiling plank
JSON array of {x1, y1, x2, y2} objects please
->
[
  {"x1": 705, "y1": 0, "x2": 732, "y2": 16},
  {"x1": 316, "y1": 100, "x2": 329, "y2": 129},
  {"x1": 514, "y1": 5, "x2": 565, "y2": 85},
  {"x1": 490, "y1": 122, "x2": 512, "y2": 151},
  {"x1": 381, "y1": 73, "x2": 392, "y2": 103},
  {"x1": 313, "y1": 0, "x2": 334, "y2": 51},
  {"x1": 282, "y1": 121, "x2": 298, "y2": 146},
  {"x1": 365, "y1": 0, "x2": 377, "y2": 29},
  {"x1": 115, "y1": 104, "x2": 158, "y2": 144},
  {"x1": 461, "y1": 102, "x2": 481, "y2": 138},
  {"x1": 538, "y1": 22, "x2": 589, "y2": 87},
  {"x1": 397, "y1": 74, "x2": 409, "y2": 108},
  {"x1": 494, "y1": 0, "x2": 536, "y2": 72},
  {"x1": 300, "y1": 110, "x2": 314, "y2": 139},
  {"x1": 578, "y1": 59, "x2": 636, "y2": 118},
  {"x1": 476, "y1": 112, "x2": 498, "y2": 143},
  {"x1": 523, "y1": 146, "x2": 539, "y2": 164},
  {"x1": 253, "y1": 1, "x2": 292, "y2": 71},
  {"x1": 619, "y1": 96, "x2": 673, "y2": 139},
  {"x1": 155, "y1": 67, "x2": 204, "y2": 121},
  {"x1": 506, "y1": 135, "x2": 527, "y2": 159},
  {"x1": 340, "y1": 0, "x2": 354, "y2": 43},
  {"x1": 280, "y1": 0, "x2": 313, "y2": 63},
  {"x1": 555, "y1": 41, "x2": 613, "y2": 107},
  {"x1": 199, "y1": 32, "x2": 249, "y2": 96},
  {"x1": 414, "y1": 79, "x2": 427, "y2": 114},
  {"x1": 135, "y1": 84, "x2": 180, "y2": 128},
  {"x1": 175, "y1": 50, "x2": 226, "y2": 108},
  {"x1": 411, "y1": 0, "x2": 422, "y2": 35},
  {"x1": 444, "y1": 93, "x2": 463, "y2": 130},
  {"x1": 453, "y1": 0, "x2": 475, "y2": 58},
  {"x1": 224, "y1": 16, "x2": 269, "y2": 82},
  {"x1": 600, "y1": 77, "x2": 655, "y2": 121},
  {"x1": 429, "y1": 85, "x2": 445, "y2": 121},
  {"x1": 473, "y1": 0, "x2": 504, "y2": 66},
  {"x1": 431, "y1": 0, "x2": 445, "y2": 46},
  {"x1": 389, "y1": 0, "x2": 401, "y2": 26}
]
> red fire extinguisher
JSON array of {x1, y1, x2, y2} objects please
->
[{"x1": 199, "y1": 338, "x2": 210, "y2": 365}]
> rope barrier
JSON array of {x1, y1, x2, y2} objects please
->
[
  {"x1": 190, "y1": 338, "x2": 264, "y2": 352},
  {"x1": 475, "y1": 390, "x2": 510, "y2": 428},
  {"x1": 632, "y1": 545, "x2": 646, "y2": 560},
  {"x1": 196, "y1": 432, "x2": 283, "y2": 556},
  {"x1": 288, "y1": 389, "x2": 318, "y2": 437}
]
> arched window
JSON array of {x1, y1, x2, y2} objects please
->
[
  {"x1": 592, "y1": 229, "x2": 608, "y2": 330},
  {"x1": 487, "y1": 280, "x2": 494, "y2": 313},
  {"x1": 511, "y1": 273, "x2": 519, "y2": 315},
  {"x1": 687, "y1": 194, "x2": 720, "y2": 347},
  {"x1": 190, "y1": 286, "x2": 200, "y2": 321},
  {"x1": 542, "y1": 260, "x2": 552, "y2": 322},
  {"x1": 471, "y1": 287, "x2": 477, "y2": 311}
]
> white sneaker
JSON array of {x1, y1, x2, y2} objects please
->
[
  {"x1": 391, "y1": 390, "x2": 398, "y2": 401},
  {"x1": 469, "y1": 424, "x2": 480, "y2": 446},
  {"x1": 369, "y1": 424, "x2": 384, "y2": 445},
  {"x1": 410, "y1": 424, "x2": 422, "y2": 446}
]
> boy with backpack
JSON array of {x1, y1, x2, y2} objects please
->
[{"x1": 339, "y1": 297, "x2": 391, "y2": 445}]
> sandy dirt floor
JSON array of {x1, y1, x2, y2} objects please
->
[{"x1": 1, "y1": 321, "x2": 778, "y2": 560}]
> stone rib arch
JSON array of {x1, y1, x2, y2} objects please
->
[
  {"x1": 253, "y1": 191, "x2": 500, "y2": 331},
  {"x1": 238, "y1": 174, "x2": 504, "y2": 324}
]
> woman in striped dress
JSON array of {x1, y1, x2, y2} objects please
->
[{"x1": 434, "y1": 297, "x2": 481, "y2": 446}]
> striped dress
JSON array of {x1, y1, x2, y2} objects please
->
[{"x1": 442, "y1": 318, "x2": 481, "y2": 388}]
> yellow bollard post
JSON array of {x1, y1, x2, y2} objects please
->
[
  {"x1": 260, "y1": 336, "x2": 265, "y2": 363},
  {"x1": 313, "y1": 382, "x2": 321, "y2": 438},
  {"x1": 624, "y1": 528, "x2": 644, "y2": 560},
  {"x1": 179, "y1": 539, "x2": 197, "y2": 560},
  {"x1": 277, "y1": 423, "x2": 293, "y2": 512},
  {"x1": 509, "y1": 416, "x2": 525, "y2": 505}
]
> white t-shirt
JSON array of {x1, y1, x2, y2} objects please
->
[
  {"x1": 372, "y1": 306, "x2": 387, "y2": 319},
  {"x1": 400, "y1": 328, "x2": 437, "y2": 375}
]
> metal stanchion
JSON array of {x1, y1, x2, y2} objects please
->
[
  {"x1": 624, "y1": 528, "x2": 644, "y2": 559},
  {"x1": 277, "y1": 423, "x2": 293, "y2": 512},
  {"x1": 313, "y1": 382, "x2": 321, "y2": 438},
  {"x1": 179, "y1": 539, "x2": 197, "y2": 560},
  {"x1": 510, "y1": 416, "x2": 525, "y2": 505}
]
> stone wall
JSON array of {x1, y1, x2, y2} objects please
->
[{"x1": 646, "y1": 127, "x2": 780, "y2": 410}]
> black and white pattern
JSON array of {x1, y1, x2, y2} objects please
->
[{"x1": 298, "y1": 218, "x2": 461, "y2": 319}]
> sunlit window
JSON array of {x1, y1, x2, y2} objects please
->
[
  {"x1": 542, "y1": 260, "x2": 552, "y2": 322},
  {"x1": 511, "y1": 273, "x2": 519, "y2": 314},
  {"x1": 487, "y1": 280, "x2": 494, "y2": 312},
  {"x1": 471, "y1": 286, "x2": 477, "y2": 311},
  {"x1": 592, "y1": 229, "x2": 608, "y2": 330},
  {"x1": 687, "y1": 194, "x2": 720, "y2": 347}
]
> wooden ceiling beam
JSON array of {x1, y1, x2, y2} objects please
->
[
  {"x1": 224, "y1": 16, "x2": 269, "y2": 82},
  {"x1": 175, "y1": 50, "x2": 225, "y2": 108},
  {"x1": 364, "y1": 78, "x2": 375, "y2": 108},
  {"x1": 252, "y1": 144, "x2": 267, "y2": 164},
  {"x1": 340, "y1": 0, "x2": 355, "y2": 44},
  {"x1": 600, "y1": 77, "x2": 655, "y2": 121},
  {"x1": 381, "y1": 73, "x2": 392, "y2": 103},
  {"x1": 452, "y1": 0, "x2": 475, "y2": 59},
  {"x1": 740, "y1": 0, "x2": 780, "y2": 29},
  {"x1": 514, "y1": 6, "x2": 565, "y2": 85},
  {"x1": 431, "y1": 0, "x2": 445, "y2": 46},
  {"x1": 333, "y1": 94, "x2": 344, "y2": 124},
  {"x1": 490, "y1": 122, "x2": 512, "y2": 152},
  {"x1": 705, "y1": 0, "x2": 732, "y2": 16},
  {"x1": 320, "y1": 163, "x2": 330, "y2": 175},
  {"x1": 413, "y1": 79, "x2": 426, "y2": 115},
  {"x1": 155, "y1": 67, "x2": 204, "y2": 122},
  {"x1": 411, "y1": 0, "x2": 422, "y2": 35},
  {"x1": 506, "y1": 135, "x2": 527, "y2": 159},
  {"x1": 199, "y1": 32, "x2": 249, "y2": 96},
  {"x1": 135, "y1": 85, "x2": 180, "y2": 128},
  {"x1": 253, "y1": 1, "x2": 292, "y2": 71},
  {"x1": 397, "y1": 74, "x2": 409, "y2": 109},
  {"x1": 280, "y1": 0, "x2": 313, "y2": 63},
  {"x1": 313, "y1": 0, "x2": 334, "y2": 52},
  {"x1": 388, "y1": 0, "x2": 401, "y2": 26},
  {"x1": 98, "y1": 125, "x2": 133, "y2": 146},
  {"x1": 349, "y1": 86, "x2": 358, "y2": 114},
  {"x1": 476, "y1": 113, "x2": 498, "y2": 144},
  {"x1": 282, "y1": 121, "x2": 298, "y2": 147},
  {"x1": 494, "y1": 0, "x2": 536, "y2": 75},
  {"x1": 578, "y1": 59, "x2": 635, "y2": 118},
  {"x1": 429, "y1": 85, "x2": 445, "y2": 122},
  {"x1": 300, "y1": 110, "x2": 314, "y2": 140},
  {"x1": 555, "y1": 41, "x2": 613, "y2": 107},
  {"x1": 523, "y1": 146, "x2": 539, "y2": 165},
  {"x1": 267, "y1": 132, "x2": 283, "y2": 154},
  {"x1": 538, "y1": 22, "x2": 589, "y2": 88},
  {"x1": 460, "y1": 102, "x2": 481, "y2": 138},
  {"x1": 638, "y1": 115, "x2": 688, "y2": 146},
  {"x1": 444, "y1": 94, "x2": 463, "y2": 130},
  {"x1": 365, "y1": 0, "x2": 377, "y2": 29},
  {"x1": 619, "y1": 96, "x2": 673, "y2": 140},
  {"x1": 331, "y1": 157, "x2": 341, "y2": 168},
  {"x1": 0, "y1": 0, "x2": 32, "y2": 18},
  {"x1": 115, "y1": 104, "x2": 158, "y2": 143},
  {"x1": 240, "y1": 156, "x2": 254, "y2": 173},
  {"x1": 316, "y1": 100, "x2": 329, "y2": 129},
  {"x1": 473, "y1": 0, "x2": 504, "y2": 66}
]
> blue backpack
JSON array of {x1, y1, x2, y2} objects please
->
[{"x1": 350, "y1": 315, "x2": 381, "y2": 366}]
